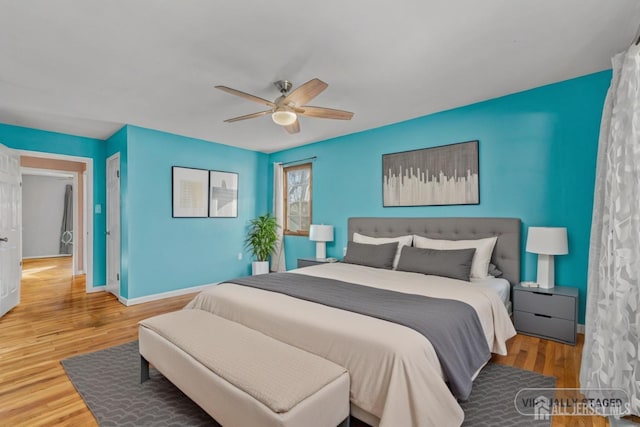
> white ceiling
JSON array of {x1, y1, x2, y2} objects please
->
[{"x1": 1, "y1": 1, "x2": 638, "y2": 153}]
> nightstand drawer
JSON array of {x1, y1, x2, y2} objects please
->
[
  {"x1": 514, "y1": 310, "x2": 576, "y2": 344},
  {"x1": 513, "y1": 290, "x2": 575, "y2": 321}
]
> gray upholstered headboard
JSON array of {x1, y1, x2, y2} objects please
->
[{"x1": 348, "y1": 217, "x2": 521, "y2": 286}]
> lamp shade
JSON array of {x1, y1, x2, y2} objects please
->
[
  {"x1": 526, "y1": 227, "x2": 568, "y2": 255},
  {"x1": 272, "y1": 110, "x2": 297, "y2": 126},
  {"x1": 309, "y1": 224, "x2": 334, "y2": 242}
]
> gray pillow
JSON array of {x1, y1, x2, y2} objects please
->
[
  {"x1": 343, "y1": 241, "x2": 398, "y2": 270},
  {"x1": 396, "y1": 246, "x2": 476, "y2": 281},
  {"x1": 488, "y1": 263, "x2": 503, "y2": 278}
]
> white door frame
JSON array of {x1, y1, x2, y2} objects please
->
[
  {"x1": 106, "y1": 153, "x2": 120, "y2": 298},
  {"x1": 71, "y1": 172, "x2": 79, "y2": 273},
  {"x1": 83, "y1": 170, "x2": 88, "y2": 276},
  {"x1": 17, "y1": 149, "x2": 96, "y2": 292}
]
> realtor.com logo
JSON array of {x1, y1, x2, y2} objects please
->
[{"x1": 515, "y1": 388, "x2": 631, "y2": 419}]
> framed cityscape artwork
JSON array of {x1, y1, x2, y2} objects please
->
[{"x1": 382, "y1": 140, "x2": 479, "y2": 207}]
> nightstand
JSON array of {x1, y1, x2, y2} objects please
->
[
  {"x1": 297, "y1": 258, "x2": 337, "y2": 268},
  {"x1": 513, "y1": 285, "x2": 578, "y2": 345}
]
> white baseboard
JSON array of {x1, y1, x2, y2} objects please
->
[
  {"x1": 578, "y1": 323, "x2": 585, "y2": 334},
  {"x1": 87, "y1": 285, "x2": 106, "y2": 293},
  {"x1": 117, "y1": 282, "x2": 219, "y2": 306},
  {"x1": 23, "y1": 254, "x2": 73, "y2": 259}
]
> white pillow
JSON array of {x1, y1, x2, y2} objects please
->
[
  {"x1": 353, "y1": 233, "x2": 413, "y2": 270},
  {"x1": 412, "y1": 235, "x2": 498, "y2": 279}
]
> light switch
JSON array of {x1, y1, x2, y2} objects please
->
[{"x1": 95, "y1": 204, "x2": 102, "y2": 214}]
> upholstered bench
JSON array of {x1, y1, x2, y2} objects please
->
[{"x1": 139, "y1": 309, "x2": 350, "y2": 427}]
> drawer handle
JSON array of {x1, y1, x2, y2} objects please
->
[
  {"x1": 532, "y1": 292, "x2": 553, "y2": 296},
  {"x1": 534, "y1": 313, "x2": 552, "y2": 318}
]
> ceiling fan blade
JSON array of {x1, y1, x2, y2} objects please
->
[
  {"x1": 284, "y1": 119, "x2": 300, "y2": 134},
  {"x1": 215, "y1": 86, "x2": 276, "y2": 108},
  {"x1": 224, "y1": 110, "x2": 271, "y2": 123},
  {"x1": 298, "y1": 106, "x2": 354, "y2": 120},
  {"x1": 283, "y1": 78, "x2": 328, "y2": 106}
]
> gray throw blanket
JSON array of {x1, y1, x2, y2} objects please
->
[{"x1": 227, "y1": 272, "x2": 490, "y2": 400}]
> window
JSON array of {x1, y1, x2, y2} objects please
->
[{"x1": 284, "y1": 163, "x2": 312, "y2": 235}]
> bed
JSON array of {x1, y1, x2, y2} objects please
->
[{"x1": 185, "y1": 217, "x2": 520, "y2": 427}]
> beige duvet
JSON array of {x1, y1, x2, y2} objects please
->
[{"x1": 185, "y1": 263, "x2": 516, "y2": 427}]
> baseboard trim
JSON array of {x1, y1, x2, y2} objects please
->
[
  {"x1": 87, "y1": 285, "x2": 106, "y2": 293},
  {"x1": 577, "y1": 323, "x2": 585, "y2": 334},
  {"x1": 117, "y1": 283, "x2": 218, "y2": 306},
  {"x1": 23, "y1": 254, "x2": 73, "y2": 260}
]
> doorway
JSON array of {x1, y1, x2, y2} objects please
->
[
  {"x1": 21, "y1": 169, "x2": 76, "y2": 266},
  {"x1": 18, "y1": 150, "x2": 95, "y2": 292}
]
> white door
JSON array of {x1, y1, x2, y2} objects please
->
[
  {"x1": 0, "y1": 144, "x2": 21, "y2": 318},
  {"x1": 106, "y1": 154, "x2": 120, "y2": 297}
]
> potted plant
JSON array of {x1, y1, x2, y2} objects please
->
[{"x1": 245, "y1": 213, "x2": 279, "y2": 275}]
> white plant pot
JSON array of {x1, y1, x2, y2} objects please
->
[{"x1": 252, "y1": 261, "x2": 269, "y2": 275}]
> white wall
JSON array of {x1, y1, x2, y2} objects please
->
[{"x1": 22, "y1": 174, "x2": 73, "y2": 258}]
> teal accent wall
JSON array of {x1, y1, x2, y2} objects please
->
[
  {"x1": 0, "y1": 123, "x2": 107, "y2": 286},
  {"x1": 122, "y1": 126, "x2": 268, "y2": 299},
  {"x1": 0, "y1": 122, "x2": 269, "y2": 299},
  {"x1": 268, "y1": 70, "x2": 612, "y2": 324}
]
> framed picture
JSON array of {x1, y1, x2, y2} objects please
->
[
  {"x1": 382, "y1": 140, "x2": 479, "y2": 207},
  {"x1": 209, "y1": 170, "x2": 238, "y2": 218},
  {"x1": 172, "y1": 166, "x2": 209, "y2": 218}
]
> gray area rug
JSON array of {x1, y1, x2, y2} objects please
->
[
  {"x1": 62, "y1": 341, "x2": 216, "y2": 427},
  {"x1": 460, "y1": 363, "x2": 555, "y2": 426},
  {"x1": 62, "y1": 341, "x2": 554, "y2": 426}
]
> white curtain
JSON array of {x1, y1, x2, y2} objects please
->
[
  {"x1": 580, "y1": 42, "x2": 640, "y2": 415},
  {"x1": 272, "y1": 163, "x2": 286, "y2": 272}
]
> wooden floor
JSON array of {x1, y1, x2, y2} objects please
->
[
  {"x1": 0, "y1": 257, "x2": 197, "y2": 426},
  {"x1": 0, "y1": 257, "x2": 624, "y2": 426}
]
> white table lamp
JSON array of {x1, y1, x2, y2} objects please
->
[
  {"x1": 526, "y1": 227, "x2": 568, "y2": 289},
  {"x1": 309, "y1": 224, "x2": 334, "y2": 259}
]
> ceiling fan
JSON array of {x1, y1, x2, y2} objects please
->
[{"x1": 214, "y1": 78, "x2": 354, "y2": 134}]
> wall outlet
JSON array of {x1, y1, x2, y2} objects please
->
[
  {"x1": 95, "y1": 204, "x2": 102, "y2": 214},
  {"x1": 237, "y1": 252, "x2": 243, "y2": 261}
]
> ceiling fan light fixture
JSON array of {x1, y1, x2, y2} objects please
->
[
  {"x1": 216, "y1": 78, "x2": 352, "y2": 135},
  {"x1": 272, "y1": 110, "x2": 297, "y2": 126}
]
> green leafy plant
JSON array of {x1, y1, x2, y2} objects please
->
[{"x1": 244, "y1": 213, "x2": 279, "y2": 262}]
